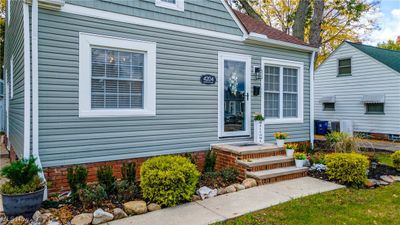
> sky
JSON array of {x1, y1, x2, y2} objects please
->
[{"x1": 364, "y1": 0, "x2": 400, "y2": 45}]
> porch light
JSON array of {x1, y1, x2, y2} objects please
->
[{"x1": 253, "y1": 66, "x2": 261, "y2": 80}]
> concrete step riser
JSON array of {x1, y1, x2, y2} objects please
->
[
  {"x1": 253, "y1": 171, "x2": 308, "y2": 185},
  {"x1": 247, "y1": 161, "x2": 295, "y2": 172}
]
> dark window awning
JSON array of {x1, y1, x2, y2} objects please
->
[
  {"x1": 320, "y1": 96, "x2": 336, "y2": 103},
  {"x1": 361, "y1": 94, "x2": 385, "y2": 103}
]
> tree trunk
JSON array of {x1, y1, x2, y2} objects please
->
[
  {"x1": 237, "y1": 0, "x2": 263, "y2": 21},
  {"x1": 292, "y1": 0, "x2": 310, "y2": 41},
  {"x1": 309, "y1": 0, "x2": 324, "y2": 48}
]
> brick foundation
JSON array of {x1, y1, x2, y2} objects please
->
[{"x1": 44, "y1": 151, "x2": 207, "y2": 194}]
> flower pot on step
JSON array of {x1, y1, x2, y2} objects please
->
[
  {"x1": 286, "y1": 149, "x2": 294, "y2": 157},
  {"x1": 295, "y1": 159, "x2": 306, "y2": 168},
  {"x1": 276, "y1": 139, "x2": 285, "y2": 147}
]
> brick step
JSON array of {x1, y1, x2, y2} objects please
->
[
  {"x1": 237, "y1": 155, "x2": 295, "y2": 171},
  {"x1": 251, "y1": 170, "x2": 308, "y2": 185},
  {"x1": 246, "y1": 166, "x2": 308, "y2": 181},
  {"x1": 212, "y1": 143, "x2": 285, "y2": 160}
]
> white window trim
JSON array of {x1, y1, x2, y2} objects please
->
[
  {"x1": 79, "y1": 33, "x2": 156, "y2": 118},
  {"x1": 337, "y1": 57, "x2": 352, "y2": 76},
  {"x1": 10, "y1": 55, "x2": 14, "y2": 99},
  {"x1": 155, "y1": 0, "x2": 184, "y2": 11},
  {"x1": 261, "y1": 57, "x2": 304, "y2": 124}
]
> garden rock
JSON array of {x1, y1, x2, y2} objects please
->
[
  {"x1": 112, "y1": 208, "x2": 128, "y2": 220},
  {"x1": 376, "y1": 180, "x2": 389, "y2": 186},
  {"x1": 92, "y1": 209, "x2": 114, "y2": 225},
  {"x1": 242, "y1": 178, "x2": 257, "y2": 188},
  {"x1": 71, "y1": 213, "x2": 93, "y2": 225},
  {"x1": 365, "y1": 179, "x2": 377, "y2": 188},
  {"x1": 9, "y1": 216, "x2": 28, "y2": 225},
  {"x1": 233, "y1": 183, "x2": 245, "y2": 191},
  {"x1": 197, "y1": 186, "x2": 218, "y2": 200},
  {"x1": 124, "y1": 200, "x2": 148, "y2": 215},
  {"x1": 225, "y1": 185, "x2": 236, "y2": 193},
  {"x1": 46, "y1": 221, "x2": 61, "y2": 225},
  {"x1": 217, "y1": 188, "x2": 226, "y2": 195},
  {"x1": 192, "y1": 195, "x2": 201, "y2": 201},
  {"x1": 380, "y1": 175, "x2": 394, "y2": 183},
  {"x1": 389, "y1": 175, "x2": 400, "y2": 182},
  {"x1": 147, "y1": 203, "x2": 161, "y2": 212},
  {"x1": 32, "y1": 211, "x2": 42, "y2": 223}
]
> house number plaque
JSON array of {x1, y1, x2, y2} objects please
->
[{"x1": 200, "y1": 74, "x2": 216, "y2": 85}]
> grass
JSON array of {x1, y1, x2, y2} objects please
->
[
  {"x1": 374, "y1": 152, "x2": 394, "y2": 167},
  {"x1": 218, "y1": 183, "x2": 400, "y2": 225}
]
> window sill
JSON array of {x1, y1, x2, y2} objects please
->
[
  {"x1": 79, "y1": 109, "x2": 156, "y2": 118},
  {"x1": 323, "y1": 110, "x2": 335, "y2": 112},
  {"x1": 264, "y1": 118, "x2": 304, "y2": 124},
  {"x1": 337, "y1": 74, "x2": 352, "y2": 77},
  {"x1": 155, "y1": 1, "x2": 184, "y2": 11},
  {"x1": 365, "y1": 112, "x2": 385, "y2": 115}
]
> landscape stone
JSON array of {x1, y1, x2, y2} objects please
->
[
  {"x1": 242, "y1": 178, "x2": 257, "y2": 188},
  {"x1": 217, "y1": 188, "x2": 226, "y2": 195},
  {"x1": 71, "y1": 213, "x2": 93, "y2": 225},
  {"x1": 233, "y1": 183, "x2": 245, "y2": 191},
  {"x1": 123, "y1": 200, "x2": 148, "y2": 215},
  {"x1": 380, "y1": 175, "x2": 394, "y2": 183},
  {"x1": 32, "y1": 211, "x2": 42, "y2": 223},
  {"x1": 46, "y1": 221, "x2": 61, "y2": 225},
  {"x1": 389, "y1": 175, "x2": 400, "y2": 182},
  {"x1": 364, "y1": 179, "x2": 377, "y2": 188},
  {"x1": 197, "y1": 186, "x2": 218, "y2": 199},
  {"x1": 147, "y1": 203, "x2": 161, "y2": 212},
  {"x1": 376, "y1": 180, "x2": 389, "y2": 186},
  {"x1": 112, "y1": 208, "x2": 128, "y2": 220},
  {"x1": 9, "y1": 216, "x2": 28, "y2": 225},
  {"x1": 225, "y1": 185, "x2": 237, "y2": 193},
  {"x1": 92, "y1": 208, "x2": 114, "y2": 225},
  {"x1": 192, "y1": 195, "x2": 201, "y2": 201}
]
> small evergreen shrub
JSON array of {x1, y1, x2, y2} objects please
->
[
  {"x1": 391, "y1": 151, "x2": 400, "y2": 171},
  {"x1": 67, "y1": 166, "x2": 88, "y2": 195},
  {"x1": 220, "y1": 167, "x2": 239, "y2": 184},
  {"x1": 140, "y1": 155, "x2": 200, "y2": 207},
  {"x1": 115, "y1": 180, "x2": 140, "y2": 202},
  {"x1": 182, "y1": 153, "x2": 197, "y2": 165},
  {"x1": 325, "y1": 153, "x2": 369, "y2": 186},
  {"x1": 0, "y1": 156, "x2": 43, "y2": 194},
  {"x1": 121, "y1": 161, "x2": 136, "y2": 184},
  {"x1": 96, "y1": 165, "x2": 116, "y2": 195},
  {"x1": 204, "y1": 151, "x2": 217, "y2": 172},
  {"x1": 77, "y1": 185, "x2": 107, "y2": 209}
]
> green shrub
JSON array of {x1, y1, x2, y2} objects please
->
[
  {"x1": 67, "y1": 166, "x2": 88, "y2": 195},
  {"x1": 115, "y1": 180, "x2": 140, "y2": 202},
  {"x1": 204, "y1": 151, "x2": 217, "y2": 172},
  {"x1": 326, "y1": 132, "x2": 349, "y2": 144},
  {"x1": 391, "y1": 151, "x2": 400, "y2": 171},
  {"x1": 140, "y1": 155, "x2": 200, "y2": 207},
  {"x1": 325, "y1": 153, "x2": 369, "y2": 186},
  {"x1": 96, "y1": 165, "x2": 116, "y2": 195},
  {"x1": 77, "y1": 185, "x2": 107, "y2": 209},
  {"x1": 121, "y1": 161, "x2": 136, "y2": 184},
  {"x1": 309, "y1": 152, "x2": 326, "y2": 165},
  {"x1": 220, "y1": 167, "x2": 239, "y2": 184},
  {"x1": 182, "y1": 153, "x2": 197, "y2": 165},
  {"x1": 0, "y1": 157, "x2": 43, "y2": 194},
  {"x1": 325, "y1": 132, "x2": 361, "y2": 153}
]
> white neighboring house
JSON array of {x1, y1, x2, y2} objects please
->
[{"x1": 315, "y1": 41, "x2": 400, "y2": 140}]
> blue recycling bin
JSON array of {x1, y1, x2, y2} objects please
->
[{"x1": 315, "y1": 120, "x2": 328, "y2": 135}]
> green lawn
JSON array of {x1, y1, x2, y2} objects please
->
[
  {"x1": 218, "y1": 183, "x2": 400, "y2": 225},
  {"x1": 374, "y1": 152, "x2": 394, "y2": 167}
]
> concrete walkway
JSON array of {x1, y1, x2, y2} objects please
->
[{"x1": 107, "y1": 177, "x2": 344, "y2": 225}]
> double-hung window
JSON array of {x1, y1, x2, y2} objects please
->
[
  {"x1": 79, "y1": 33, "x2": 156, "y2": 117},
  {"x1": 263, "y1": 58, "x2": 304, "y2": 124},
  {"x1": 338, "y1": 58, "x2": 351, "y2": 76},
  {"x1": 155, "y1": 0, "x2": 184, "y2": 11}
]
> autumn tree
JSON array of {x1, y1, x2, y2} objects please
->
[
  {"x1": 230, "y1": 0, "x2": 378, "y2": 65},
  {"x1": 377, "y1": 38, "x2": 400, "y2": 51}
]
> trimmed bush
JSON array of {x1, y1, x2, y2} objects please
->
[
  {"x1": 392, "y1": 151, "x2": 400, "y2": 171},
  {"x1": 140, "y1": 155, "x2": 200, "y2": 207},
  {"x1": 204, "y1": 151, "x2": 217, "y2": 172},
  {"x1": 96, "y1": 165, "x2": 116, "y2": 194},
  {"x1": 325, "y1": 153, "x2": 369, "y2": 186},
  {"x1": 67, "y1": 166, "x2": 88, "y2": 195}
]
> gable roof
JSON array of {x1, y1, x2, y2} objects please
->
[
  {"x1": 346, "y1": 41, "x2": 400, "y2": 73},
  {"x1": 233, "y1": 10, "x2": 312, "y2": 47}
]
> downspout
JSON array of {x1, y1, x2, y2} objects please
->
[
  {"x1": 31, "y1": 0, "x2": 47, "y2": 199},
  {"x1": 22, "y1": 3, "x2": 31, "y2": 159},
  {"x1": 310, "y1": 51, "x2": 316, "y2": 149}
]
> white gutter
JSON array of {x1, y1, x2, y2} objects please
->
[
  {"x1": 22, "y1": 3, "x2": 31, "y2": 159},
  {"x1": 310, "y1": 51, "x2": 316, "y2": 148},
  {"x1": 246, "y1": 33, "x2": 319, "y2": 52},
  {"x1": 31, "y1": 0, "x2": 47, "y2": 200}
]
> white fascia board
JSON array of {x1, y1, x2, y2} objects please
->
[
  {"x1": 246, "y1": 33, "x2": 319, "y2": 52},
  {"x1": 220, "y1": 0, "x2": 248, "y2": 38},
  {"x1": 61, "y1": 4, "x2": 244, "y2": 42}
]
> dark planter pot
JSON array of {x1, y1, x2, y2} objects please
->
[{"x1": 2, "y1": 188, "x2": 45, "y2": 218}]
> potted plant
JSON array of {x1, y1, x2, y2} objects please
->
[
  {"x1": 273, "y1": 132, "x2": 288, "y2": 147},
  {"x1": 285, "y1": 143, "x2": 297, "y2": 158},
  {"x1": 253, "y1": 113, "x2": 265, "y2": 144},
  {"x1": 294, "y1": 152, "x2": 307, "y2": 168},
  {"x1": 1, "y1": 157, "x2": 45, "y2": 218}
]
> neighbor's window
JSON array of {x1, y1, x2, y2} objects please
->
[
  {"x1": 263, "y1": 58, "x2": 304, "y2": 124},
  {"x1": 366, "y1": 103, "x2": 384, "y2": 114},
  {"x1": 338, "y1": 58, "x2": 351, "y2": 76},
  {"x1": 79, "y1": 33, "x2": 156, "y2": 117},
  {"x1": 323, "y1": 103, "x2": 335, "y2": 111},
  {"x1": 155, "y1": 0, "x2": 184, "y2": 11}
]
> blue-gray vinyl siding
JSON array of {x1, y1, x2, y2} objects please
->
[
  {"x1": 38, "y1": 9, "x2": 311, "y2": 167},
  {"x1": 4, "y1": 0, "x2": 26, "y2": 158},
  {"x1": 65, "y1": 0, "x2": 243, "y2": 36}
]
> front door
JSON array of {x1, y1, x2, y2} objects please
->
[{"x1": 218, "y1": 52, "x2": 251, "y2": 137}]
